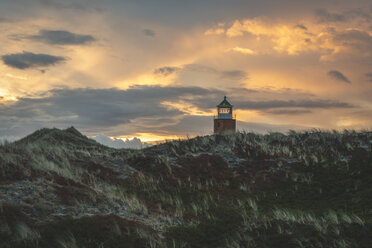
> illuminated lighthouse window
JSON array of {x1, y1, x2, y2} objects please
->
[{"x1": 219, "y1": 108, "x2": 230, "y2": 114}]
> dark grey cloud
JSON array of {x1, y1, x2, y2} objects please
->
[
  {"x1": 295, "y1": 24, "x2": 307, "y2": 30},
  {"x1": 343, "y1": 8, "x2": 371, "y2": 21},
  {"x1": 315, "y1": 9, "x2": 347, "y2": 22},
  {"x1": 189, "y1": 90, "x2": 353, "y2": 111},
  {"x1": 152, "y1": 115, "x2": 216, "y2": 135},
  {"x1": 183, "y1": 64, "x2": 217, "y2": 74},
  {"x1": 36, "y1": 0, "x2": 105, "y2": 12},
  {"x1": 154, "y1": 66, "x2": 181, "y2": 76},
  {"x1": 332, "y1": 29, "x2": 372, "y2": 53},
  {"x1": 185, "y1": 64, "x2": 248, "y2": 80},
  {"x1": 37, "y1": 0, "x2": 85, "y2": 10},
  {"x1": 333, "y1": 29, "x2": 372, "y2": 43},
  {"x1": 365, "y1": 73, "x2": 372, "y2": 82},
  {"x1": 229, "y1": 99, "x2": 354, "y2": 110},
  {"x1": 28, "y1": 30, "x2": 95, "y2": 45},
  {"x1": 1, "y1": 52, "x2": 66, "y2": 69},
  {"x1": 157, "y1": 64, "x2": 248, "y2": 80},
  {"x1": 327, "y1": 70, "x2": 351, "y2": 83},
  {"x1": 143, "y1": 29, "x2": 156, "y2": 37},
  {"x1": 220, "y1": 70, "x2": 247, "y2": 80},
  {"x1": 0, "y1": 86, "x2": 223, "y2": 137},
  {"x1": 265, "y1": 109, "x2": 312, "y2": 115},
  {"x1": 229, "y1": 87, "x2": 259, "y2": 94},
  {"x1": 315, "y1": 8, "x2": 371, "y2": 23}
]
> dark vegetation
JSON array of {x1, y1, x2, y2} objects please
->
[{"x1": 0, "y1": 127, "x2": 372, "y2": 247}]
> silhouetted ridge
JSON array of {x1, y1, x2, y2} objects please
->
[
  {"x1": 65, "y1": 126, "x2": 85, "y2": 137},
  {"x1": 15, "y1": 126, "x2": 103, "y2": 148}
]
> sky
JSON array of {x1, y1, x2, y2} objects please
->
[{"x1": 1, "y1": 0, "x2": 372, "y2": 142}]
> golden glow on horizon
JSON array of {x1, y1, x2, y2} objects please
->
[
  {"x1": 162, "y1": 101, "x2": 213, "y2": 116},
  {"x1": 117, "y1": 133, "x2": 186, "y2": 143},
  {"x1": 337, "y1": 119, "x2": 354, "y2": 127},
  {"x1": 336, "y1": 117, "x2": 367, "y2": 128}
]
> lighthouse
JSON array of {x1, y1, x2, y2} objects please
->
[{"x1": 214, "y1": 96, "x2": 236, "y2": 134}]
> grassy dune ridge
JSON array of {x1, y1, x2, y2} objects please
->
[{"x1": 0, "y1": 127, "x2": 372, "y2": 247}]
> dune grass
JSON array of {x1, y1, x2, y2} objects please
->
[{"x1": 1, "y1": 128, "x2": 372, "y2": 247}]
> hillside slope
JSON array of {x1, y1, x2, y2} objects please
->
[{"x1": 0, "y1": 128, "x2": 372, "y2": 247}]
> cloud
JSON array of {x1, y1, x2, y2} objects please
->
[
  {"x1": 154, "y1": 66, "x2": 181, "y2": 76},
  {"x1": 220, "y1": 70, "x2": 247, "y2": 80},
  {"x1": 0, "y1": 86, "x2": 223, "y2": 137},
  {"x1": 366, "y1": 73, "x2": 372, "y2": 82},
  {"x1": 332, "y1": 29, "x2": 372, "y2": 55},
  {"x1": 228, "y1": 46, "x2": 256, "y2": 55},
  {"x1": 186, "y1": 90, "x2": 354, "y2": 112},
  {"x1": 37, "y1": 0, "x2": 84, "y2": 10},
  {"x1": 184, "y1": 64, "x2": 248, "y2": 80},
  {"x1": 334, "y1": 30, "x2": 372, "y2": 43},
  {"x1": 315, "y1": 8, "x2": 371, "y2": 23},
  {"x1": 0, "y1": 136, "x2": 20, "y2": 144},
  {"x1": 295, "y1": 24, "x2": 308, "y2": 30},
  {"x1": 217, "y1": 12, "x2": 372, "y2": 59},
  {"x1": 327, "y1": 70, "x2": 351, "y2": 83},
  {"x1": 204, "y1": 28, "x2": 225, "y2": 35},
  {"x1": 143, "y1": 29, "x2": 156, "y2": 37},
  {"x1": 229, "y1": 99, "x2": 354, "y2": 110},
  {"x1": 92, "y1": 134, "x2": 150, "y2": 149},
  {"x1": 1, "y1": 52, "x2": 66, "y2": 69},
  {"x1": 154, "y1": 64, "x2": 247, "y2": 80},
  {"x1": 0, "y1": 85, "x2": 358, "y2": 138},
  {"x1": 28, "y1": 30, "x2": 95, "y2": 45},
  {"x1": 36, "y1": 0, "x2": 104, "y2": 12},
  {"x1": 183, "y1": 64, "x2": 217, "y2": 74},
  {"x1": 315, "y1": 9, "x2": 347, "y2": 22},
  {"x1": 265, "y1": 109, "x2": 312, "y2": 115},
  {"x1": 153, "y1": 115, "x2": 215, "y2": 135},
  {"x1": 224, "y1": 18, "x2": 316, "y2": 55}
]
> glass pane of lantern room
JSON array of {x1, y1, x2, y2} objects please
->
[{"x1": 219, "y1": 108, "x2": 230, "y2": 114}]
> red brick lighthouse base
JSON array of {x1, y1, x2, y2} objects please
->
[
  {"x1": 214, "y1": 119, "x2": 236, "y2": 134},
  {"x1": 214, "y1": 96, "x2": 236, "y2": 134}
]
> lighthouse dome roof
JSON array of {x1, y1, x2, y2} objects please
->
[{"x1": 217, "y1": 96, "x2": 233, "y2": 107}]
